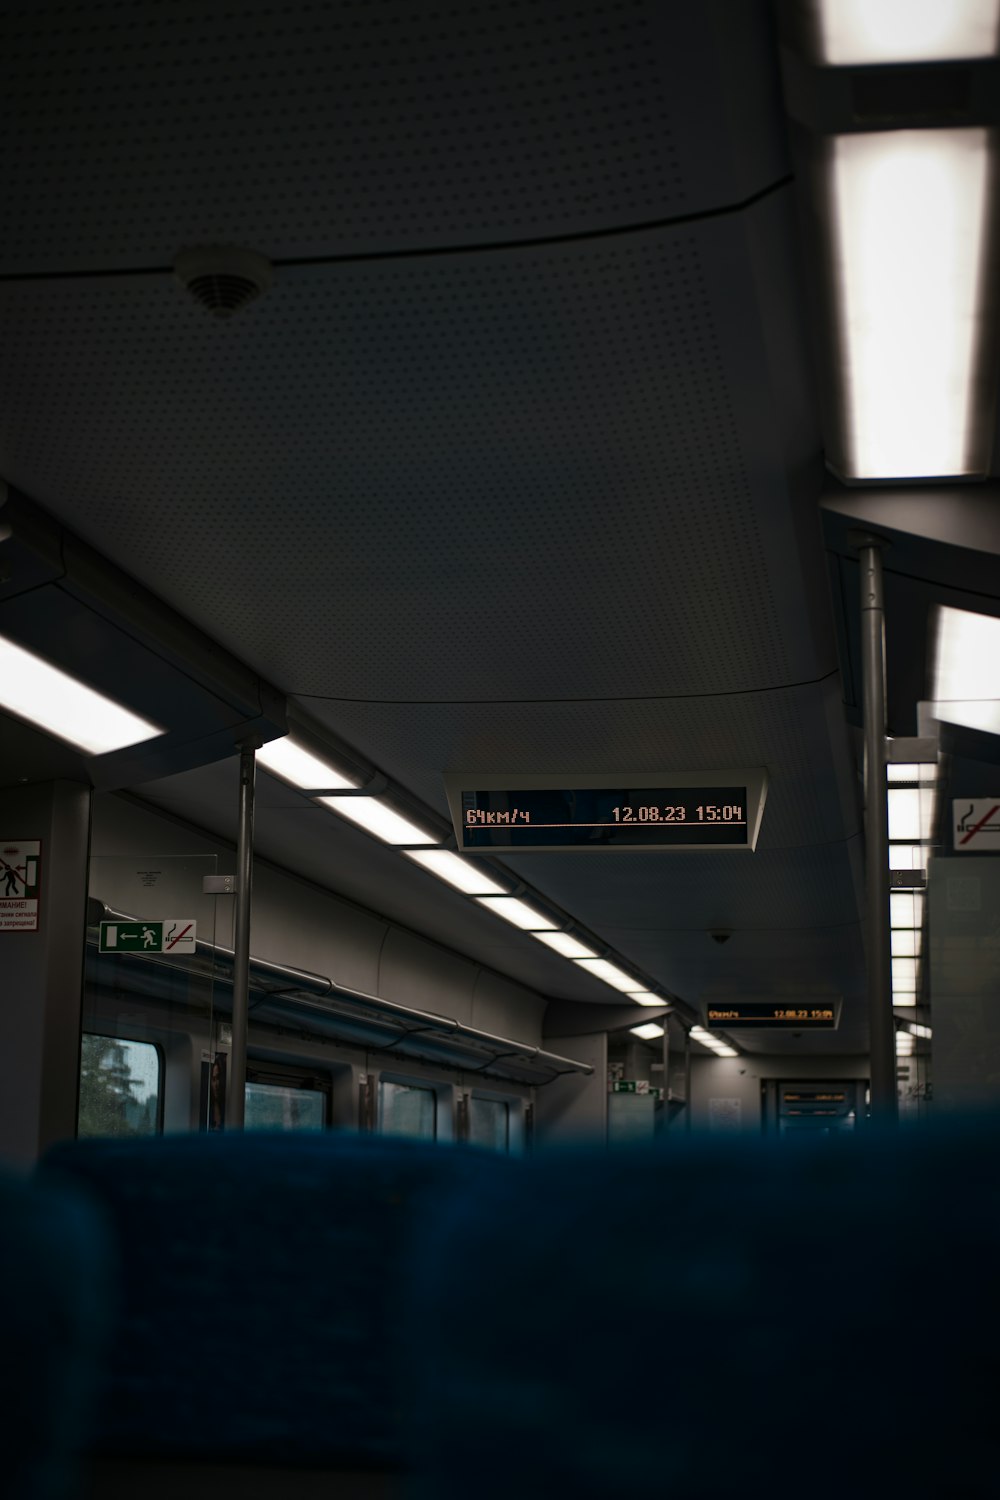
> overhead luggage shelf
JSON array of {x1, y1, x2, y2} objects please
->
[{"x1": 86, "y1": 900, "x2": 592, "y2": 1087}]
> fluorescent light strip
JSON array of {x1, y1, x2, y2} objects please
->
[
  {"x1": 891, "y1": 892, "x2": 925, "y2": 928},
  {"x1": 892, "y1": 991, "x2": 917, "y2": 1008},
  {"x1": 475, "y1": 896, "x2": 558, "y2": 931},
  {"x1": 630, "y1": 1023, "x2": 664, "y2": 1041},
  {"x1": 933, "y1": 605, "x2": 1000, "y2": 734},
  {"x1": 891, "y1": 929, "x2": 922, "y2": 958},
  {"x1": 317, "y1": 795, "x2": 438, "y2": 846},
  {"x1": 0, "y1": 631, "x2": 164, "y2": 755},
  {"x1": 257, "y1": 736, "x2": 358, "y2": 790},
  {"x1": 888, "y1": 788, "x2": 922, "y2": 842},
  {"x1": 532, "y1": 931, "x2": 598, "y2": 960},
  {"x1": 627, "y1": 991, "x2": 665, "y2": 1007},
  {"x1": 404, "y1": 849, "x2": 506, "y2": 896},
  {"x1": 573, "y1": 958, "x2": 645, "y2": 994},
  {"x1": 815, "y1": 0, "x2": 1000, "y2": 65},
  {"x1": 829, "y1": 127, "x2": 993, "y2": 479}
]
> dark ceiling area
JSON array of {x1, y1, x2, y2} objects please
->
[{"x1": 0, "y1": 0, "x2": 875, "y2": 1054}]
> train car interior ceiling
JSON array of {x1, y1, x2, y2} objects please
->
[{"x1": 2, "y1": 3, "x2": 1000, "y2": 1493}]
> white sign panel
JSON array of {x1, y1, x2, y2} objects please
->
[
  {"x1": 0, "y1": 840, "x2": 41, "y2": 932},
  {"x1": 953, "y1": 799, "x2": 1000, "y2": 852}
]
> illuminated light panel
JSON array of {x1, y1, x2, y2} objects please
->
[
  {"x1": 892, "y1": 991, "x2": 917, "y2": 1007},
  {"x1": 829, "y1": 127, "x2": 993, "y2": 479},
  {"x1": 889, "y1": 844, "x2": 924, "y2": 871},
  {"x1": 814, "y1": 0, "x2": 1000, "y2": 64},
  {"x1": 574, "y1": 958, "x2": 644, "y2": 993},
  {"x1": 933, "y1": 606, "x2": 1000, "y2": 734},
  {"x1": 892, "y1": 958, "x2": 918, "y2": 988},
  {"x1": 317, "y1": 795, "x2": 438, "y2": 846},
  {"x1": 888, "y1": 788, "x2": 922, "y2": 842},
  {"x1": 627, "y1": 991, "x2": 665, "y2": 1007},
  {"x1": 532, "y1": 931, "x2": 598, "y2": 960},
  {"x1": 475, "y1": 896, "x2": 558, "y2": 931},
  {"x1": 887, "y1": 761, "x2": 938, "y2": 784},
  {"x1": 895, "y1": 1031, "x2": 916, "y2": 1054},
  {"x1": 909, "y1": 1023, "x2": 933, "y2": 1039},
  {"x1": 404, "y1": 849, "x2": 505, "y2": 896},
  {"x1": 713, "y1": 1046, "x2": 739, "y2": 1058},
  {"x1": 257, "y1": 736, "x2": 358, "y2": 790},
  {"x1": 630, "y1": 1023, "x2": 664, "y2": 1041},
  {"x1": 0, "y1": 631, "x2": 164, "y2": 755},
  {"x1": 891, "y1": 929, "x2": 922, "y2": 958},
  {"x1": 891, "y1": 892, "x2": 925, "y2": 928}
]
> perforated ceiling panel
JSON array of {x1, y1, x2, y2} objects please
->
[
  {"x1": 0, "y1": 202, "x2": 824, "y2": 703},
  {"x1": 0, "y1": 0, "x2": 786, "y2": 273}
]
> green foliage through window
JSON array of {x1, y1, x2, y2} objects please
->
[{"x1": 78, "y1": 1034, "x2": 161, "y2": 1138}]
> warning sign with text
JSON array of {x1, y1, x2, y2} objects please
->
[{"x1": 0, "y1": 840, "x2": 42, "y2": 932}]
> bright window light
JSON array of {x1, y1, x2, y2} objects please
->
[
  {"x1": 889, "y1": 844, "x2": 924, "y2": 871},
  {"x1": 888, "y1": 789, "x2": 922, "y2": 842},
  {"x1": 891, "y1": 929, "x2": 922, "y2": 958},
  {"x1": 0, "y1": 631, "x2": 164, "y2": 755},
  {"x1": 933, "y1": 606, "x2": 1000, "y2": 735},
  {"x1": 475, "y1": 896, "x2": 558, "y2": 931},
  {"x1": 257, "y1": 736, "x2": 358, "y2": 790},
  {"x1": 532, "y1": 931, "x2": 598, "y2": 960},
  {"x1": 892, "y1": 991, "x2": 917, "y2": 1007},
  {"x1": 317, "y1": 795, "x2": 438, "y2": 846},
  {"x1": 573, "y1": 958, "x2": 644, "y2": 993},
  {"x1": 891, "y1": 892, "x2": 925, "y2": 928},
  {"x1": 630, "y1": 1023, "x2": 664, "y2": 1041},
  {"x1": 829, "y1": 127, "x2": 993, "y2": 479},
  {"x1": 404, "y1": 849, "x2": 505, "y2": 895},
  {"x1": 887, "y1": 763, "x2": 920, "y2": 782},
  {"x1": 910, "y1": 1022, "x2": 933, "y2": 1039},
  {"x1": 627, "y1": 991, "x2": 664, "y2": 1007},
  {"x1": 815, "y1": 0, "x2": 1000, "y2": 64},
  {"x1": 895, "y1": 1031, "x2": 916, "y2": 1054},
  {"x1": 892, "y1": 957, "x2": 918, "y2": 988}
]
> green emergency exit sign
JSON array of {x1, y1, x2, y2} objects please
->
[{"x1": 98, "y1": 919, "x2": 197, "y2": 954}]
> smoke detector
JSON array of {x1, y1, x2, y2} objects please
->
[{"x1": 174, "y1": 245, "x2": 273, "y2": 318}]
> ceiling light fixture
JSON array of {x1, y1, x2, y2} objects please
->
[
  {"x1": 532, "y1": 931, "x2": 599, "y2": 960},
  {"x1": 932, "y1": 605, "x2": 1000, "y2": 735},
  {"x1": 404, "y1": 849, "x2": 506, "y2": 896},
  {"x1": 573, "y1": 958, "x2": 645, "y2": 993},
  {"x1": 317, "y1": 795, "x2": 438, "y2": 846},
  {"x1": 825, "y1": 126, "x2": 994, "y2": 479},
  {"x1": 474, "y1": 896, "x2": 558, "y2": 931},
  {"x1": 257, "y1": 736, "x2": 358, "y2": 790},
  {"x1": 0, "y1": 631, "x2": 164, "y2": 755},
  {"x1": 630, "y1": 1023, "x2": 664, "y2": 1041},
  {"x1": 811, "y1": 0, "x2": 1000, "y2": 65},
  {"x1": 627, "y1": 991, "x2": 666, "y2": 1007}
]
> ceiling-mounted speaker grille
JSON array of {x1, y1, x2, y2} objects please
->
[{"x1": 174, "y1": 246, "x2": 273, "y2": 317}]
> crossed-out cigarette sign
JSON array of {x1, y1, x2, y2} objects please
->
[
  {"x1": 953, "y1": 800, "x2": 1000, "y2": 852},
  {"x1": 98, "y1": 920, "x2": 198, "y2": 954}
]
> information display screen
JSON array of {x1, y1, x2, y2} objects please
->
[
  {"x1": 704, "y1": 1002, "x2": 838, "y2": 1029},
  {"x1": 457, "y1": 786, "x2": 750, "y2": 851}
]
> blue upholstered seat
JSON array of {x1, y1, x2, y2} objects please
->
[
  {"x1": 404, "y1": 1122, "x2": 1000, "y2": 1498},
  {"x1": 0, "y1": 1170, "x2": 112, "y2": 1500},
  {"x1": 42, "y1": 1133, "x2": 499, "y2": 1471}
]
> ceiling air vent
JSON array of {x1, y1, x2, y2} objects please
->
[{"x1": 173, "y1": 246, "x2": 273, "y2": 318}]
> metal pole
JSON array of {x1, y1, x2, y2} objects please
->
[
  {"x1": 684, "y1": 1028, "x2": 692, "y2": 1132},
  {"x1": 852, "y1": 534, "x2": 896, "y2": 1125},
  {"x1": 226, "y1": 736, "x2": 259, "y2": 1129},
  {"x1": 661, "y1": 1017, "x2": 670, "y2": 1132}
]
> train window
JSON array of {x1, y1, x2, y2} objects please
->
[
  {"x1": 468, "y1": 1096, "x2": 509, "y2": 1152},
  {"x1": 379, "y1": 1079, "x2": 436, "y2": 1140},
  {"x1": 244, "y1": 1081, "x2": 326, "y2": 1132},
  {"x1": 78, "y1": 1033, "x2": 161, "y2": 1138}
]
